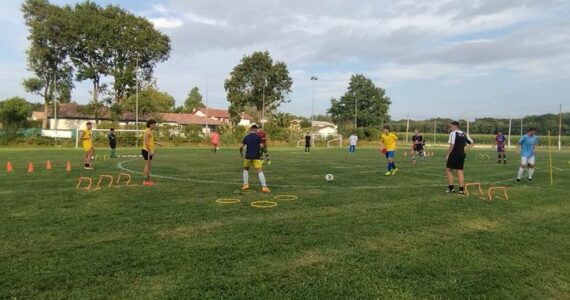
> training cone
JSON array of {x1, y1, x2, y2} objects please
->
[
  {"x1": 27, "y1": 162, "x2": 35, "y2": 173},
  {"x1": 46, "y1": 160, "x2": 52, "y2": 170},
  {"x1": 66, "y1": 161, "x2": 71, "y2": 173},
  {"x1": 6, "y1": 161, "x2": 13, "y2": 173}
]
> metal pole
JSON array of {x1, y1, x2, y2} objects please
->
[
  {"x1": 135, "y1": 58, "x2": 139, "y2": 147},
  {"x1": 262, "y1": 78, "x2": 266, "y2": 129},
  {"x1": 558, "y1": 103, "x2": 562, "y2": 150},
  {"x1": 353, "y1": 91, "x2": 357, "y2": 130},
  {"x1": 310, "y1": 76, "x2": 318, "y2": 133},
  {"x1": 508, "y1": 117, "x2": 512, "y2": 149},
  {"x1": 205, "y1": 86, "x2": 209, "y2": 133},
  {"x1": 405, "y1": 114, "x2": 410, "y2": 143},
  {"x1": 433, "y1": 120, "x2": 437, "y2": 145},
  {"x1": 520, "y1": 118, "x2": 523, "y2": 136},
  {"x1": 466, "y1": 111, "x2": 470, "y2": 136},
  {"x1": 53, "y1": 70, "x2": 57, "y2": 131}
]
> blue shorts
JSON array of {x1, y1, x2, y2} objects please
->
[{"x1": 385, "y1": 151, "x2": 395, "y2": 158}]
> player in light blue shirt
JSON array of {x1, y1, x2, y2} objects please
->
[{"x1": 517, "y1": 127, "x2": 538, "y2": 182}]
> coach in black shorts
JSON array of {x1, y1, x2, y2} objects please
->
[{"x1": 445, "y1": 121, "x2": 474, "y2": 195}]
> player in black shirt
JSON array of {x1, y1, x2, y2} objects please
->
[
  {"x1": 108, "y1": 128, "x2": 117, "y2": 158},
  {"x1": 304, "y1": 132, "x2": 312, "y2": 152},
  {"x1": 445, "y1": 121, "x2": 474, "y2": 195},
  {"x1": 411, "y1": 130, "x2": 425, "y2": 165}
]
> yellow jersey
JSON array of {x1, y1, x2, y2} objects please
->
[
  {"x1": 143, "y1": 128, "x2": 155, "y2": 152},
  {"x1": 82, "y1": 129, "x2": 92, "y2": 150},
  {"x1": 380, "y1": 133, "x2": 398, "y2": 151}
]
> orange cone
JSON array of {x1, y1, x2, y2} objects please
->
[
  {"x1": 6, "y1": 161, "x2": 13, "y2": 173},
  {"x1": 27, "y1": 162, "x2": 35, "y2": 173},
  {"x1": 66, "y1": 161, "x2": 71, "y2": 173},
  {"x1": 46, "y1": 160, "x2": 52, "y2": 170}
]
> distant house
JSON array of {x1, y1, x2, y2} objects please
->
[
  {"x1": 311, "y1": 121, "x2": 338, "y2": 136},
  {"x1": 33, "y1": 103, "x2": 222, "y2": 132},
  {"x1": 193, "y1": 107, "x2": 253, "y2": 126}
]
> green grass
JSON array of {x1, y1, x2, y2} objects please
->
[{"x1": 1, "y1": 146, "x2": 569, "y2": 299}]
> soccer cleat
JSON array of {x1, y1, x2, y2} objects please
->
[
  {"x1": 391, "y1": 168, "x2": 399, "y2": 175},
  {"x1": 261, "y1": 186, "x2": 271, "y2": 193},
  {"x1": 458, "y1": 190, "x2": 466, "y2": 196},
  {"x1": 528, "y1": 178, "x2": 532, "y2": 183},
  {"x1": 267, "y1": 160, "x2": 272, "y2": 165},
  {"x1": 446, "y1": 188, "x2": 455, "y2": 193},
  {"x1": 384, "y1": 171, "x2": 392, "y2": 176},
  {"x1": 516, "y1": 178, "x2": 521, "y2": 183},
  {"x1": 84, "y1": 166, "x2": 94, "y2": 170},
  {"x1": 241, "y1": 183, "x2": 250, "y2": 191},
  {"x1": 143, "y1": 180, "x2": 155, "y2": 186}
]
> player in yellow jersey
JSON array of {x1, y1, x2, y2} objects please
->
[
  {"x1": 82, "y1": 122, "x2": 95, "y2": 170},
  {"x1": 380, "y1": 125, "x2": 399, "y2": 176},
  {"x1": 142, "y1": 119, "x2": 161, "y2": 186}
]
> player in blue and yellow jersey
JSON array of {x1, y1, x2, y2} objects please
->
[
  {"x1": 517, "y1": 127, "x2": 538, "y2": 183},
  {"x1": 496, "y1": 130, "x2": 507, "y2": 164},
  {"x1": 240, "y1": 125, "x2": 270, "y2": 193},
  {"x1": 380, "y1": 125, "x2": 399, "y2": 176}
]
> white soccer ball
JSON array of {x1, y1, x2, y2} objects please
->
[{"x1": 325, "y1": 174, "x2": 334, "y2": 182}]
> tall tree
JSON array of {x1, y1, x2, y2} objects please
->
[
  {"x1": 183, "y1": 87, "x2": 205, "y2": 112},
  {"x1": 22, "y1": 0, "x2": 74, "y2": 128},
  {"x1": 328, "y1": 74, "x2": 391, "y2": 128},
  {"x1": 224, "y1": 51, "x2": 293, "y2": 124},
  {"x1": 123, "y1": 84, "x2": 175, "y2": 117},
  {"x1": 104, "y1": 5, "x2": 171, "y2": 103},
  {"x1": 0, "y1": 97, "x2": 31, "y2": 141}
]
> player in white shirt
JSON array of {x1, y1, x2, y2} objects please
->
[{"x1": 348, "y1": 133, "x2": 358, "y2": 154}]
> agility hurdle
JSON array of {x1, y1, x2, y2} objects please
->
[
  {"x1": 76, "y1": 177, "x2": 93, "y2": 191},
  {"x1": 488, "y1": 186, "x2": 509, "y2": 201},
  {"x1": 464, "y1": 183, "x2": 484, "y2": 197},
  {"x1": 93, "y1": 175, "x2": 114, "y2": 191},
  {"x1": 116, "y1": 173, "x2": 134, "y2": 186}
]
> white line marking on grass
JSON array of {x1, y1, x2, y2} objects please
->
[
  {"x1": 553, "y1": 167, "x2": 564, "y2": 171},
  {"x1": 117, "y1": 160, "x2": 517, "y2": 190}
]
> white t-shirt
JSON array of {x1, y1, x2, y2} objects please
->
[{"x1": 349, "y1": 134, "x2": 358, "y2": 146}]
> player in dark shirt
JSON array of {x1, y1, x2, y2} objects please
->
[
  {"x1": 108, "y1": 128, "x2": 117, "y2": 158},
  {"x1": 445, "y1": 121, "x2": 474, "y2": 195},
  {"x1": 496, "y1": 130, "x2": 507, "y2": 164},
  {"x1": 411, "y1": 130, "x2": 425, "y2": 165},
  {"x1": 304, "y1": 132, "x2": 312, "y2": 152},
  {"x1": 240, "y1": 124, "x2": 270, "y2": 193}
]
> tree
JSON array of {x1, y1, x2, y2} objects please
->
[
  {"x1": 183, "y1": 87, "x2": 205, "y2": 112},
  {"x1": 271, "y1": 112, "x2": 294, "y2": 128},
  {"x1": 104, "y1": 5, "x2": 171, "y2": 103},
  {"x1": 0, "y1": 97, "x2": 31, "y2": 141},
  {"x1": 22, "y1": 0, "x2": 74, "y2": 128},
  {"x1": 328, "y1": 74, "x2": 391, "y2": 128},
  {"x1": 224, "y1": 51, "x2": 293, "y2": 124},
  {"x1": 123, "y1": 84, "x2": 175, "y2": 117}
]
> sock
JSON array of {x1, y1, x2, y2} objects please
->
[
  {"x1": 387, "y1": 163, "x2": 392, "y2": 171},
  {"x1": 85, "y1": 163, "x2": 89, "y2": 167},
  {"x1": 459, "y1": 186, "x2": 464, "y2": 192},
  {"x1": 517, "y1": 167, "x2": 525, "y2": 179},
  {"x1": 243, "y1": 170, "x2": 249, "y2": 184},
  {"x1": 448, "y1": 185, "x2": 454, "y2": 191},
  {"x1": 392, "y1": 162, "x2": 397, "y2": 169},
  {"x1": 258, "y1": 172, "x2": 267, "y2": 187},
  {"x1": 528, "y1": 168, "x2": 534, "y2": 179}
]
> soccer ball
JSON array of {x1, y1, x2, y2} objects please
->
[{"x1": 325, "y1": 174, "x2": 334, "y2": 182}]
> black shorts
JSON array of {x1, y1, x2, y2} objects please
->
[
  {"x1": 414, "y1": 145, "x2": 424, "y2": 154},
  {"x1": 142, "y1": 149, "x2": 153, "y2": 161},
  {"x1": 446, "y1": 154, "x2": 466, "y2": 170}
]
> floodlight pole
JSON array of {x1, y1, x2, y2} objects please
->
[
  {"x1": 466, "y1": 111, "x2": 470, "y2": 136},
  {"x1": 405, "y1": 114, "x2": 410, "y2": 143},
  {"x1": 433, "y1": 120, "x2": 437, "y2": 145},
  {"x1": 508, "y1": 117, "x2": 512, "y2": 149},
  {"x1": 310, "y1": 76, "x2": 318, "y2": 134},
  {"x1": 558, "y1": 103, "x2": 562, "y2": 150},
  {"x1": 353, "y1": 91, "x2": 358, "y2": 130},
  {"x1": 135, "y1": 57, "x2": 140, "y2": 147}
]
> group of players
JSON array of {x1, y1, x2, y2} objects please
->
[{"x1": 79, "y1": 119, "x2": 540, "y2": 193}]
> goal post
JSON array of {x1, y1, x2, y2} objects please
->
[
  {"x1": 75, "y1": 128, "x2": 146, "y2": 149},
  {"x1": 326, "y1": 135, "x2": 343, "y2": 148}
]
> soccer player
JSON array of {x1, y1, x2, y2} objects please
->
[
  {"x1": 379, "y1": 125, "x2": 399, "y2": 176},
  {"x1": 142, "y1": 119, "x2": 162, "y2": 186},
  {"x1": 81, "y1": 122, "x2": 94, "y2": 170},
  {"x1": 496, "y1": 130, "x2": 507, "y2": 164},
  {"x1": 411, "y1": 130, "x2": 425, "y2": 165},
  {"x1": 304, "y1": 132, "x2": 312, "y2": 152},
  {"x1": 348, "y1": 132, "x2": 358, "y2": 154},
  {"x1": 257, "y1": 127, "x2": 271, "y2": 165},
  {"x1": 108, "y1": 128, "x2": 117, "y2": 158},
  {"x1": 210, "y1": 130, "x2": 220, "y2": 153},
  {"x1": 445, "y1": 121, "x2": 474, "y2": 195},
  {"x1": 240, "y1": 125, "x2": 270, "y2": 193},
  {"x1": 517, "y1": 127, "x2": 538, "y2": 183}
]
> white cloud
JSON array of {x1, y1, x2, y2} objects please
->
[{"x1": 150, "y1": 17, "x2": 183, "y2": 29}]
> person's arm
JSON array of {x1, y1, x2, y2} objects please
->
[
  {"x1": 240, "y1": 138, "x2": 246, "y2": 157},
  {"x1": 446, "y1": 133, "x2": 454, "y2": 159},
  {"x1": 465, "y1": 135, "x2": 474, "y2": 153}
]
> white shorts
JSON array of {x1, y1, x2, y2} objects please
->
[{"x1": 521, "y1": 155, "x2": 535, "y2": 166}]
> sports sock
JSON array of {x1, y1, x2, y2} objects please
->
[
  {"x1": 392, "y1": 162, "x2": 397, "y2": 169},
  {"x1": 459, "y1": 186, "x2": 464, "y2": 192},
  {"x1": 258, "y1": 172, "x2": 267, "y2": 187},
  {"x1": 387, "y1": 163, "x2": 392, "y2": 171},
  {"x1": 517, "y1": 167, "x2": 525, "y2": 179},
  {"x1": 243, "y1": 170, "x2": 249, "y2": 184},
  {"x1": 528, "y1": 168, "x2": 535, "y2": 179}
]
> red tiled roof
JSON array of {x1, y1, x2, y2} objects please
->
[{"x1": 161, "y1": 113, "x2": 222, "y2": 126}]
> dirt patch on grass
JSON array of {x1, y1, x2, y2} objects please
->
[
  {"x1": 156, "y1": 221, "x2": 223, "y2": 239},
  {"x1": 461, "y1": 218, "x2": 501, "y2": 232},
  {"x1": 289, "y1": 249, "x2": 339, "y2": 269}
]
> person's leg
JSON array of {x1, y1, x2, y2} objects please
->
[
  {"x1": 503, "y1": 150, "x2": 507, "y2": 163},
  {"x1": 143, "y1": 160, "x2": 150, "y2": 181},
  {"x1": 256, "y1": 168, "x2": 267, "y2": 187},
  {"x1": 527, "y1": 156, "x2": 535, "y2": 180},
  {"x1": 457, "y1": 170, "x2": 465, "y2": 193},
  {"x1": 517, "y1": 156, "x2": 527, "y2": 181},
  {"x1": 84, "y1": 151, "x2": 89, "y2": 167},
  {"x1": 243, "y1": 167, "x2": 249, "y2": 185},
  {"x1": 446, "y1": 168, "x2": 454, "y2": 192},
  {"x1": 87, "y1": 149, "x2": 93, "y2": 167}
]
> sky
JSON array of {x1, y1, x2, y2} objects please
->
[{"x1": 1, "y1": 0, "x2": 569, "y2": 120}]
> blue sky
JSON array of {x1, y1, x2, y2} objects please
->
[{"x1": 1, "y1": 0, "x2": 569, "y2": 120}]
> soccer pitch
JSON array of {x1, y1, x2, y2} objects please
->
[{"x1": 1, "y1": 147, "x2": 569, "y2": 299}]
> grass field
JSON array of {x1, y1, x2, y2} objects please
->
[{"x1": 1, "y1": 146, "x2": 569, "y2": 299}]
